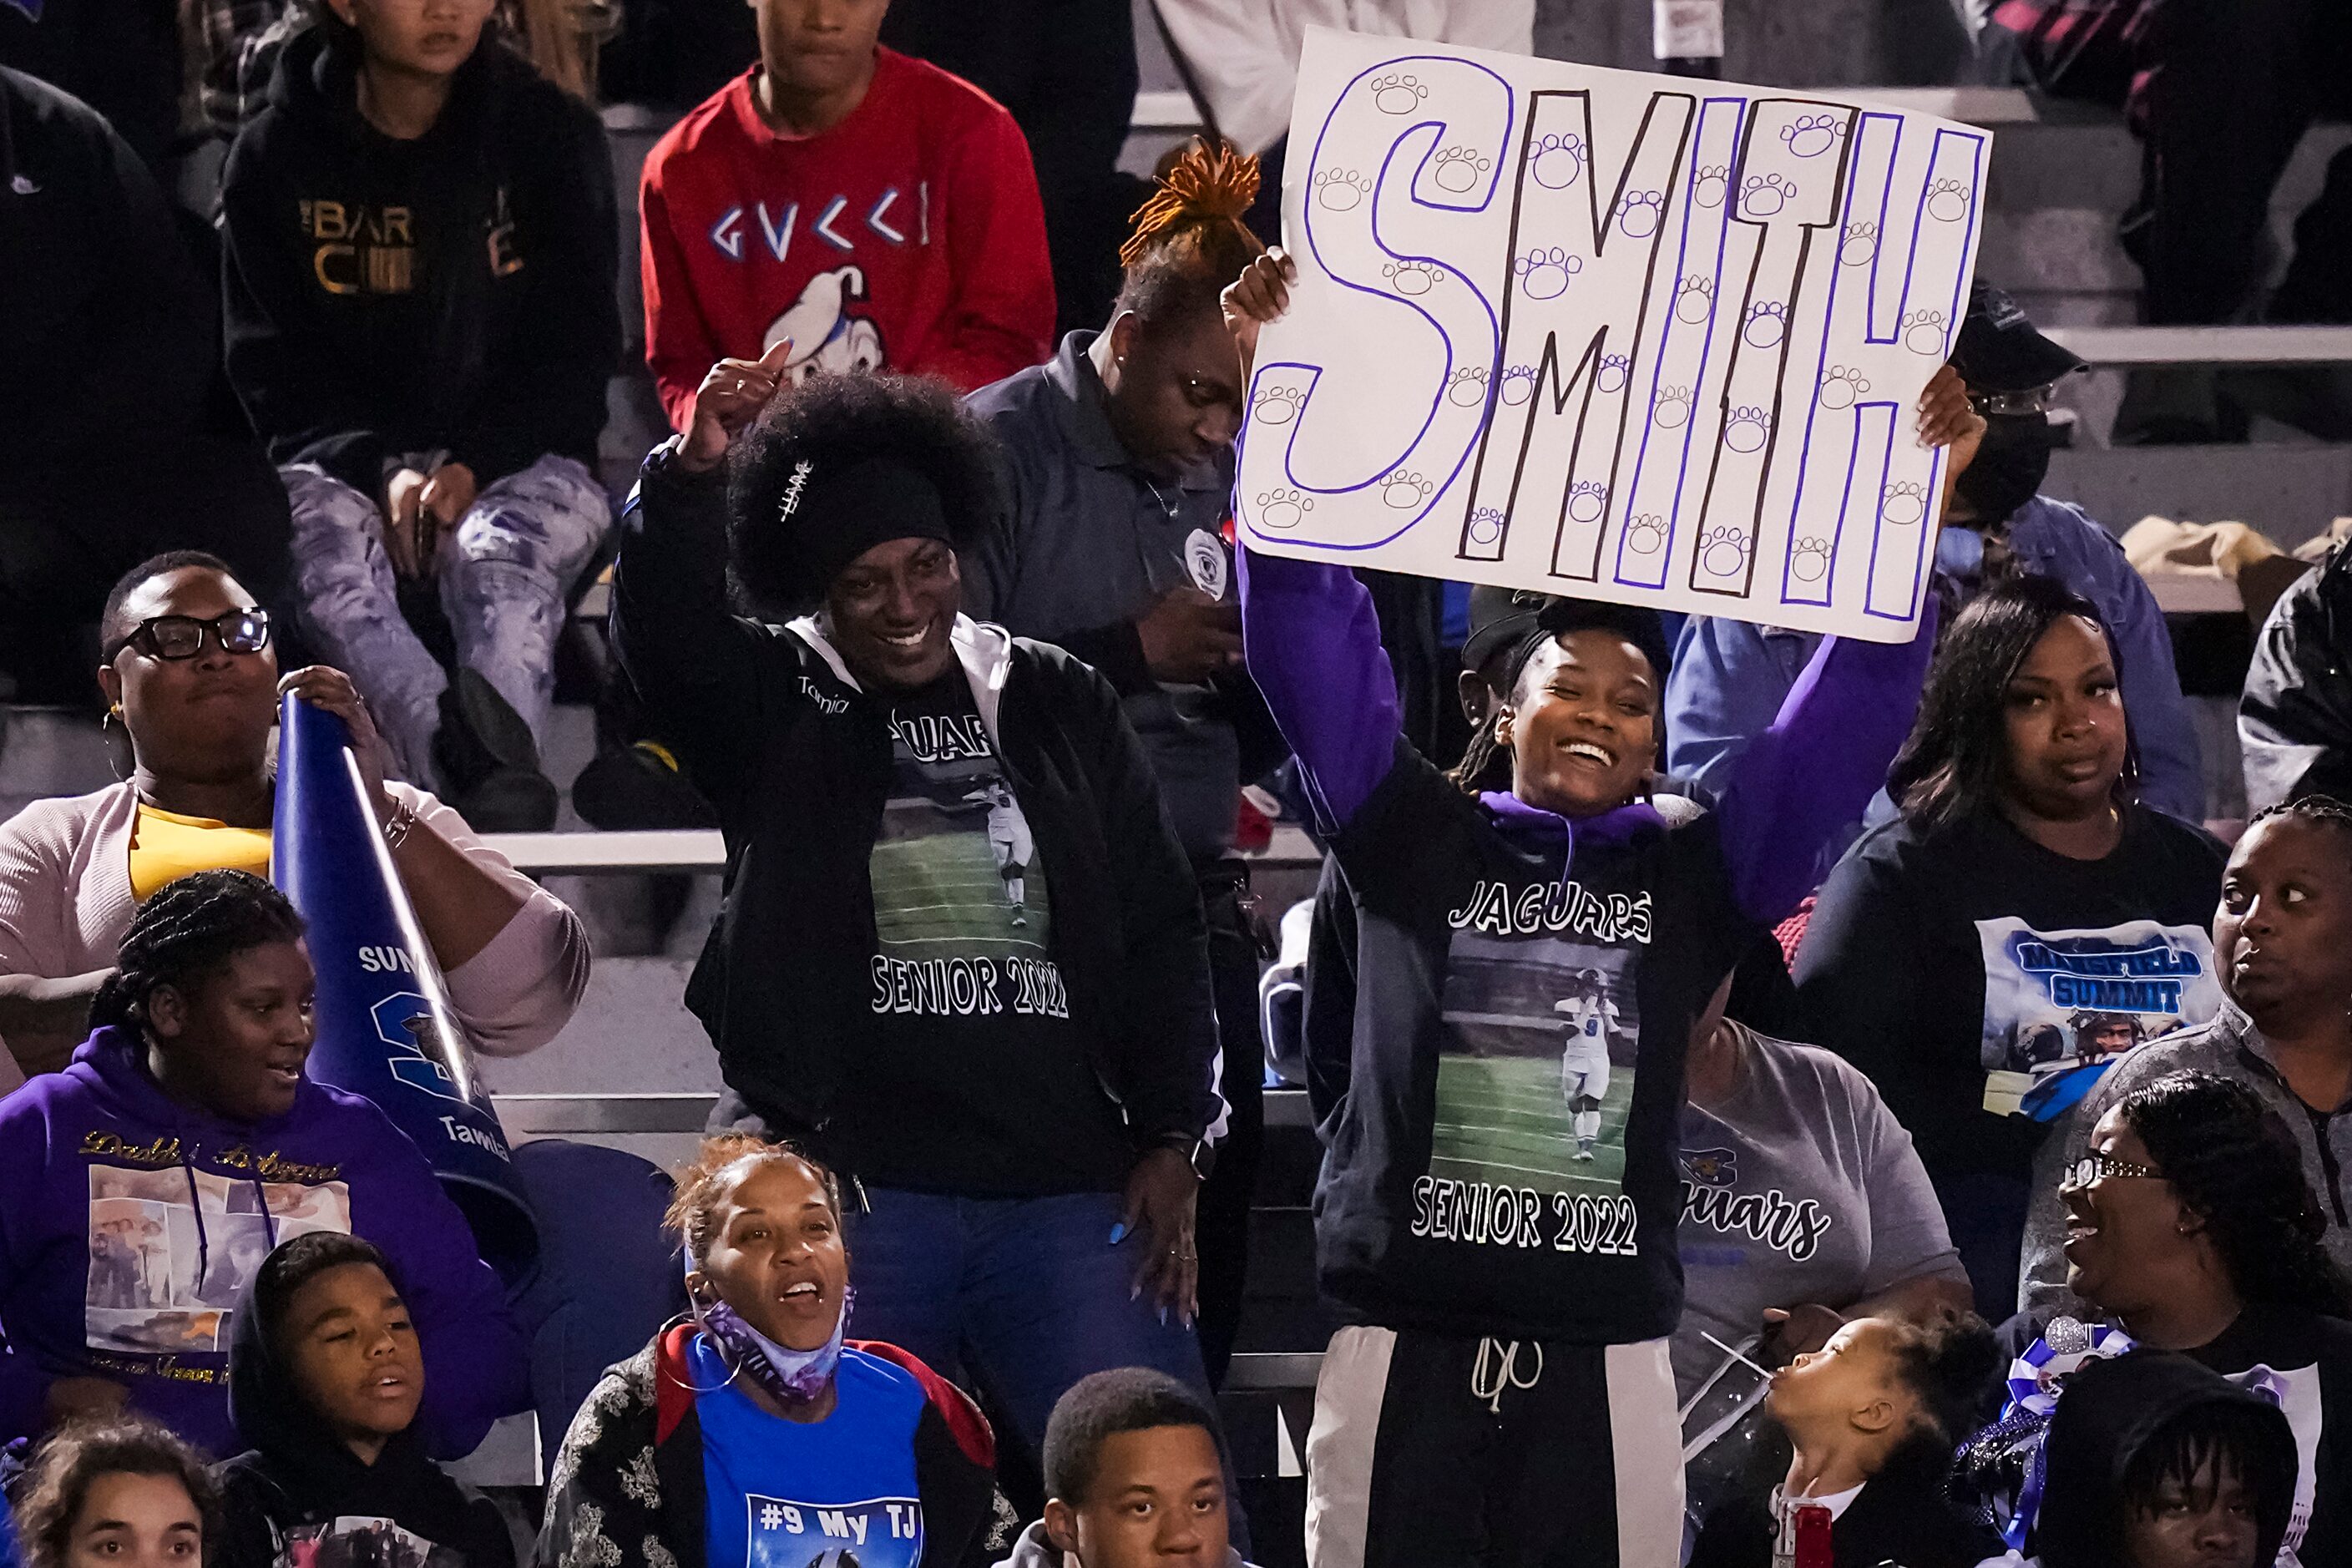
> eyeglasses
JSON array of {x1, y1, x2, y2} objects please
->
[
  {"x1": 2059, "y1": 1151, "x2": 2163, "y2": 1192},
  {"x1": 1968, "y1": 386, "x2": 2056, "y2": 418},
  {"x1": 104, "y1": 609, "x2": 272, "y2": 663}
]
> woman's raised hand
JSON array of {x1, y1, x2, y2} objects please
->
[
  {"x1": 679, "y1": 339, "x2": 796, "y2": 473},
  {"x1": 1222, "y1": 248, "x2": 1297, "y2": 382}
]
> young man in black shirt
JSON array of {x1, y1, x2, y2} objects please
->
[{"x1": 612, "y1": 347, "x2": 1226, "y2": 1478}]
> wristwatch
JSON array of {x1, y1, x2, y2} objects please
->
[{"x1": 1152, "y1": 1134, "x2": 1216, "y2": 1182}]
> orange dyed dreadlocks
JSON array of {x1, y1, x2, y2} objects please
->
[{"x1": 1119, "y1": 137, "x2": 1267, "y2": 271}]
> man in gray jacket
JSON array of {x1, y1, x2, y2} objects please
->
[{"x1": 964, "y1": 142, "x2": 1285, "y2": 1383}]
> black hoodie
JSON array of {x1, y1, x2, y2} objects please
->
[
  {"x1": 215, "y1": 1262, "x2": 515, "y2": 1568},
  {"x1": 2036, "y1": 1352, "x2": 2298, "y2": 1568},
  {"x1": 220, "y1": 28, "x2": 618, "y2": 498}
]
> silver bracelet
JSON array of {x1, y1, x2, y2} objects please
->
[{"x1": 382, "y1": 797, "x2": 419, "y2": 851}]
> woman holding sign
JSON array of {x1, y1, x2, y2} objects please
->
[
  {"x1": 0, "y1": 552, "x2": 589, "y2": 1089},
  {"x1": 1224, "y1": 250, "x2": 1976, "y2": 1568}
]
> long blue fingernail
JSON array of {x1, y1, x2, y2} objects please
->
[
  {"x1": 1108, "y1": 1222, "x2": 1128, "y2": 1245},
  {"x1": 1158, "y1": 1306, "x2": 1169, "y2": 1328}
]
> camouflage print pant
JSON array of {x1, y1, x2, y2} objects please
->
[{"x1": 281, "y1": 455, "x2": 608, "y2": 791}]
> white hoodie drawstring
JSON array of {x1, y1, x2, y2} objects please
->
[{"x1": 1471, "y1": 1336, "x2": 1545, "y2": 1415}]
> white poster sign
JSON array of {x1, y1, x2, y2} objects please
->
[{"x1": 1235, "y1": 28, "x2": 1989, "y2": 641}]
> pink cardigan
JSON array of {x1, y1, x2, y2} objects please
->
[{"x1": 0, "y1": 782, "x2": 590, "y2": 1092}]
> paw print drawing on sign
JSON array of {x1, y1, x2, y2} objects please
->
[
  {"x1": 1530, "y1": 132, "x2": 1586, "y2": 190},
  {"x1": 1790, "y1": 537, "x2": 1831, "y2": 582},
  {"x1": 1902, "y1": 309, "x2": 1948, "y2": 356},
  {"x1": 1567, "y1": 481, "x2": 1609, "y2": 524},
  {"x1": 1431, "y1": 146, "x2": 1491, "y2": 194},
  {"x1": 1926, "y1": 178, "x2": 1972, "y2": 223},
  {"x1": 1692, "y1": 165, "x2": 1730, "y2": 210},
  {"x1": 1383, "y1": 260, "x2": 1439, "y2": 297},
  {"x1": 1624, "y1": 514, "x2": 1667, "y2": 554},
  {"x1": 1742, "y1": 172, "x2": 1795, "y2": 218},
  {"x1": 1743, "y1": 301, "x2": 1787, "y2": 348},
  {"x1": 1467, "y1": 507, "x2": 1506, "y2": 546},
  {"x1": 1252, "y1": 384, "x2": 1304, "y2": 426},
  {"x1": 1514, "y1": 246, "x2": 1580, "y2": 301},
  {"x1": 1724, "y1": 406, "x2": 1772, "y2": 453},
  {"x1": 1839, "y1": 221, "x2": 1879, "y2": 267},
  {"x1": 1369, "y1": 73, "x2": 1427, "y2": 114},
  {"x1": 1616, "y1": 190, "x2": 1664, "y2": 238},
  {"x1": 1382, "y1": 470, "x2": 1433, "y2": 510},
  {"x1": 1880, "y1": 481, "x2": 1927, "y2": 526},
  {"x1": 1596, "y1": 354, "x2": 1631, "y2": 394},
  {"x1": 1653, "y1": 385, "x2": 1693, "y2": 428},
  {"x1": 1256, "y1": 488, "x2": 1313, "y2": 530},
  {"x1": 1780, "y1": 114, "x2": 1844, "y2": 159},
  {"x1": 1818, "y1": 366, "x2": 1870, "y2": 409},
  {"x1": 1313, "y1": 169, "x2": 1371, "y2": 213},
  {"x1": 1446, "y1": 367, "x2": 1490, "y2": 407},
  {"x1": 1499, "y1": 364, "x2": 1539, "y2": 406},
  {"x1": 1699, "y1": 526, "x2": 1750, "y2": 576},
  {"x1": 1675, "y1": 275, "x2": 1714, "y2": 324}
]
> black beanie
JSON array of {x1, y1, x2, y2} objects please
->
[{"x1": 763, "y1": 453, "x2": 957, "y2": 602}]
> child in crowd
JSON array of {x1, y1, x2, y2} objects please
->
[
  {"x1": 538, "y1": 1136, "x2": 997, "y2": 1568},
  {"x1": 996, "y1": 1368, "x2": 1253, "y2": 1568},
  {"x1": 1795, "y1": 574, "x2": 2228, "y2": 1313},
  {"x1": 1688, "y1": 1314, "x2": 2000, "y2": 1568},
  {"x1": 1225, "y1": 250, "x2": 1974, "y2": 1566},
  {"x1": 2034, "y1": 1352, "x2": 2299, "y2": 1568},
  {"x1": 0, "y1": 871, "x2": 526, "y2": 1457},
  {"x1": 214, "y1": 1233, "x2": 514, "y2": 1568},
  {"x1": 6, "y1": 1416, "x2": 217, "y2": 1568},
  {"x1": 637, "y1": 0, "x2": 1054, "y2": 416},
  {"x1": 220, "y1": 0, "x2": 620, "y2": 829}
]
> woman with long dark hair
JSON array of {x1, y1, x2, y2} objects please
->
[
  {"x1": 1794, "y1": 573, "x2": 2226, "y2": 1313},
  {"x1": 0, "y1": 870, "x2": 523, "y2": 1457},
  {"x1": 2034, "y1": 1070, "x2": 2352, "y2": 1565}
]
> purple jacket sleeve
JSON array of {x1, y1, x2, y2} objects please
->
[
  {"x1": 1237, "y1": 547, "x2": 1401, "y2": 831},
  {"x1": 1713, "y1": 604, "x2": 1937, "y2": 925}
]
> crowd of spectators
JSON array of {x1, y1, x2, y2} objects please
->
[{"x1": 3, "y1": 3, "x2": 2352, "y2": 1568}]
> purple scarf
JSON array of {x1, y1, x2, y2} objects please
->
[{"x1": 697, "y1": 1285, "x2": 855, "y2": 1407}]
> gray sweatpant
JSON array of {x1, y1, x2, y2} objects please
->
[{"x1": 282, "y1": 455, "x2": 607, "y2": 791}]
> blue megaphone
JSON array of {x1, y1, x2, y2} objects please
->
[{"x1": 272, "y1": 694, "x2": 537, "y2": 1277}]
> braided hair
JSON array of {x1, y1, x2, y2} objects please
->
[
  {"x1": 1114, "y1": 137, "x2": 1267, "y2": 337},
  {"x1": 2120, "y1": 1070, "x2": 2352, "y2": 1318},
  {"x1": 89, "y1": 869, "x2": 306, "y2": 1036},
  {"x1": 2247, "y1": 792, "x2": 2352, "y2": 844}
]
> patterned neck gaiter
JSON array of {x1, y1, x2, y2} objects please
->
[{"x1": 698, "y1": 1285, "x2": 853, "y2": 1408}]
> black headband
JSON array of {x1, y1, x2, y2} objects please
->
[{"x1": 776, "y1": 454, "x2": 958, "y2": 597}]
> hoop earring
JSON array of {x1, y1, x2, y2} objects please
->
[{"x1": 103, "y1": 706, "x2": 129, "y2": 783}]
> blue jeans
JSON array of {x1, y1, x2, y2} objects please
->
[{"x1": 847, "y1": 1188, "x2": 1211, "y2": 1458}]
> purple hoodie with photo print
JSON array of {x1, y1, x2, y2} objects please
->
[{"x1": 0, "y1": 1027, "x2": 526, "y2": 1457}]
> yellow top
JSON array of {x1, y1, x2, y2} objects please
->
[{"x1": 129, "y1": 805, "x2": 273, "y2": 903}]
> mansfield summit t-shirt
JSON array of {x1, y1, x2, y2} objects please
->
[
  {"x1": 832, "y1": 671, "x2": 1130, "y2": 1196},
  {"x1": 1795, "y1": 804, "x2": 2227, "y2": 1196}
]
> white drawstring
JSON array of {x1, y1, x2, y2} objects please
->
[{"x1": 1470, "y1": 1336, "x2": 1545, "y2": 1415}]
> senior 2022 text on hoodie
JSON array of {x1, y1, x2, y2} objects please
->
[{"x1": 0, "y1": 1027, "x2": 526, "y2": 1456}]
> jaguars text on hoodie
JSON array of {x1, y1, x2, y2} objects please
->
[
  {"x1": 638, "y1": 48, "x2": 1055, "y2": 424},
  {"x1": 220, "y1": 29, "x2": 619, "y2": 500},
  {"x1": 0, "y1": 1028, "x2": 527, "y2": 1457}
]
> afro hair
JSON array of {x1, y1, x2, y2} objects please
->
[{"x1": 726, "y1": 372, "x2": 1005, "y2": 615}]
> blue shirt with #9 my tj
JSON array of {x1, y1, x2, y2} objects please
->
[{"x1": 693, "y1": 1336, "x2": 928, "y2": 1568}]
